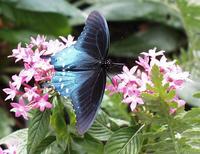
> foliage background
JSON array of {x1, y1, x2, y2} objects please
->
[{"x1": 1, "y1": 0, "x2": 200, "y2": 153}]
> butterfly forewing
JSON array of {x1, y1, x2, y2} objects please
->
[{"x1": 75, "y1": 11, "x2": 110, "y2": 60}]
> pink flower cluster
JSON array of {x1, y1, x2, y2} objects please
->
[
  {"x1": 107, "y1": 48, "x2": 189, "y2": 112},
  {"x1": 3, "y1": 35, "x2": 75, "y2": 119},
  {"x1": 0, "y1": 144, "x2": 16, "y2": 154}
]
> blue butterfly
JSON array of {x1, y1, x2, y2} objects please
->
[{"x1": 50, "y1": 11, "x2": 110, "y2": 134}]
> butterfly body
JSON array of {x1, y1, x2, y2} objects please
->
[{"x1": 51, "y1": 11, "x2": 110, "y2": 134}]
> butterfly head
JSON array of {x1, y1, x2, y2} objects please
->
[{"x1": 100, "y1": 59, "x2": 112, "y2": 70}]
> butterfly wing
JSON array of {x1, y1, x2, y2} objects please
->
[
  {"x1": 51, "y1": 69, "x2": 106, "y2": 134},
  {"x1": 51, "y1": 11, "x2": 110, "y2": 134},
  {"x1": 74, "y1": 10, "x2": 110, "y2": 60},
  {"x1": 51, "y1": 11, "x2": 109, "y2": 70}
]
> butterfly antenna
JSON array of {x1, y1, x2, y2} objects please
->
[{"x1": 112, "y1": 62, "x2": 124, "y2": 67}]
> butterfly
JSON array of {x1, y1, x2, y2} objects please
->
[{"x1": 50, "y1": 11, "x2": 110, "y2": 134}]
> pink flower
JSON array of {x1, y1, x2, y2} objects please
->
[
  {"x1": 3, "y1": 82, "x2": 17, "y2": 101},
  {"x1": 59, "y1": 35, "x2": 76, "y2": 47},
  {"x1": 0, "y1": 147, "x2": 3, "y2": 154},
  {"x1": 31, "y1": 35, "x2": 46, "y2": 47},
  {"x1": 34, "y1": 94, "x2": 52, "y2": 111},
  {"x1": 107, "y1": 48, "x2": 188, "y2": 112},
  {"x1": 23, "y1": 87, "x2": 40, "y2": 101},
  {"x1": 3, "y1": 144, "x2": 17, "y2": 154},
  {"x1": 141, "y1": 47, "x2": 164, "y2": 59},
  {"x1": 10, "y1": 98, "x2": 29, "y2": 120},
  {"x1": 11, "y1": 75, "x2": 24, "y2": 90},
  {"x1": 118, "y1": 66, "x2": 139, "y2": 84},
  {"x1": 44, "y1": 39, "x2": 65, "y2": 55},
  {"x1": 173, "y1": 96, "x2": 186, "y2": 107},
  {"x1": 138, "y1": 72, "x2": 151, "y2": 91},
  {"x1": 123, "y1": 94, "x2": 144, "y2": 111},
  {"x1": 30, "y1": 49, "x2": 44, "y2": 64},
  {"x1": 8, "y1": 43, "x2": 26, "y2": 62},
  {"x1": 136, "y1": 56, "x2": 150, "y2": 72},
  {"x1": 20, "y1": 64, "x2": 36, "y2": 83},
  {"x1": 106, "y1": 77, "x2": 119, "y2": 95}
]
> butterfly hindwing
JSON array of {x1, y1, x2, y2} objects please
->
[
  {"x1": 72, "y1": 69, "x2": 106, "y2": 134},
  {"x1": 51, "y1": 69, "x2": 106, "y2": 134},
  {"x1": 51, "y1": 70, "x2": 95, "y2": 97}
]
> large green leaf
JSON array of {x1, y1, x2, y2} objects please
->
[
  {"x1": 16, "y1": 0, "x2": 82, "y2": 18},
  {"x1": 50, "y1": 96, "x2": 69, "y2": 141},
  {"x1": 0, "y1": 29, "x2": 38, "y2": 44},
  {"x1": 34, "y1": 136, "x2": 56, "y2": 154},
  {"x1": 41, "y1": 139, "x2": 66, "y2": 154},
  {"x1": 88, "y1": 110, "x2": 114, "y2": 141},
  {"x1": 0, "y1": 129, "x2": 28, "y2": 154},
  {"x1": 102, "y1": 93, "x2": 131, "y2": 122},
  {"x1": 70, "y1": 0, "x2": 182, "y2": 29},
  {"x1": 72, "y1": 134, "x2": 104, "y2": 154},
  {"x1": 104, "y1": 126, "x2": 144, "y2": 154},
  {"x1": 27, "y1": 109, "x2": 51, "y2": 154},
  {"x1": 176, "y1": 0, "x2": 200, "y2": 50},
  {"x1": 1, "y1": 3, "x2": 71, "y2": 37},
  {"x1": 109, "y1": 25, "x2": 185, "y2": 57}
]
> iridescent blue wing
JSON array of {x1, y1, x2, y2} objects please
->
[
  {"x1": 51, "y1": 11, "x2": 109, "y2": 134},
  {"x1": 75, "y1": 11, "x2": 110, "y2": 60},
  {"x1": 51, "y1": 45, "x2": 98, "y2": 70},
  {"x1": 51, "y1": 11, "x2": 109, "y2": 70},
  {"x1": 51, "y1": 69, "x2": 106, "y2": 134}
]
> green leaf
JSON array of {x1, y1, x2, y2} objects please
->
[
  {"x1": 70, "y1": 0, "x2": 182, "y2": 29},
  {"x1": 27, "y1": 109, "x2": 51, "y2": 154},
  {"x1": 16, "y1": 0, "x2": 82, "y2": 18},
  {"x1": 104, "y1": 126, "x2": 144, "y2": 154},
  {"x1": 182, "y1": 108, "x2": 200, "y2": 123},
  {"x1": 151, "y1": 65, "x2": 163, "y2": 89},
  {"x1": 0, "y1": 29, "x2": 38, "y2": 44},
  {"x1": 72, "y1": 134, "x2": 104, "y2": 154},
  {"x1": 164, "y1": 89, "x2": 176, "y2": 101},
  {"x1": 102, "y1": 93, "x2": 131, "y2": 122},
  {"x1": 13, "y1": 10, "x2": 71, "y2": 36},
  {"x1": 109, "y1": 25, "x2": 185, "y2": 57},
  {"x1": 34, "y1": 136, "x2": 56, "y2": 154},
  {"x1": 50, "y1": 96, "x2": 69, "y2": 141},
  {"x1": 41, "y1": 140, "x2": 66, "y2": 154},
  {"x1": 0, "y1": 129, "x2": 28, "y2": 154},
  {"x1": 193, "y1": 92, "x2": 200, "y2": 98},
  {"x1": 1, "y1": 3, "x2": 71, "y2": 37},
  {"x1": 88, "y1": 110, "x2": 113, "y2": 141},
  {"x1": 176, "y1": 0, "x2": 200, "y2": 50}
]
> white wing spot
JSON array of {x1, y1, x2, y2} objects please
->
[
  {"x1": 61, "y1": 83, "x2": 64, "y2": 89},
  {"x1": 62, "y1": 63, "x2": 65, "y2": 68},
  {"x1": 59, "y1": 78, "x2": 62, "y2": 82},
  {"x1": 66, "y1": 88, "x2": 69, "y2": 93}
]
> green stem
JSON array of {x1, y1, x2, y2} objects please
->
[{"x1": 160, "y1": 99, "x2": 181, "y2": 154}]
